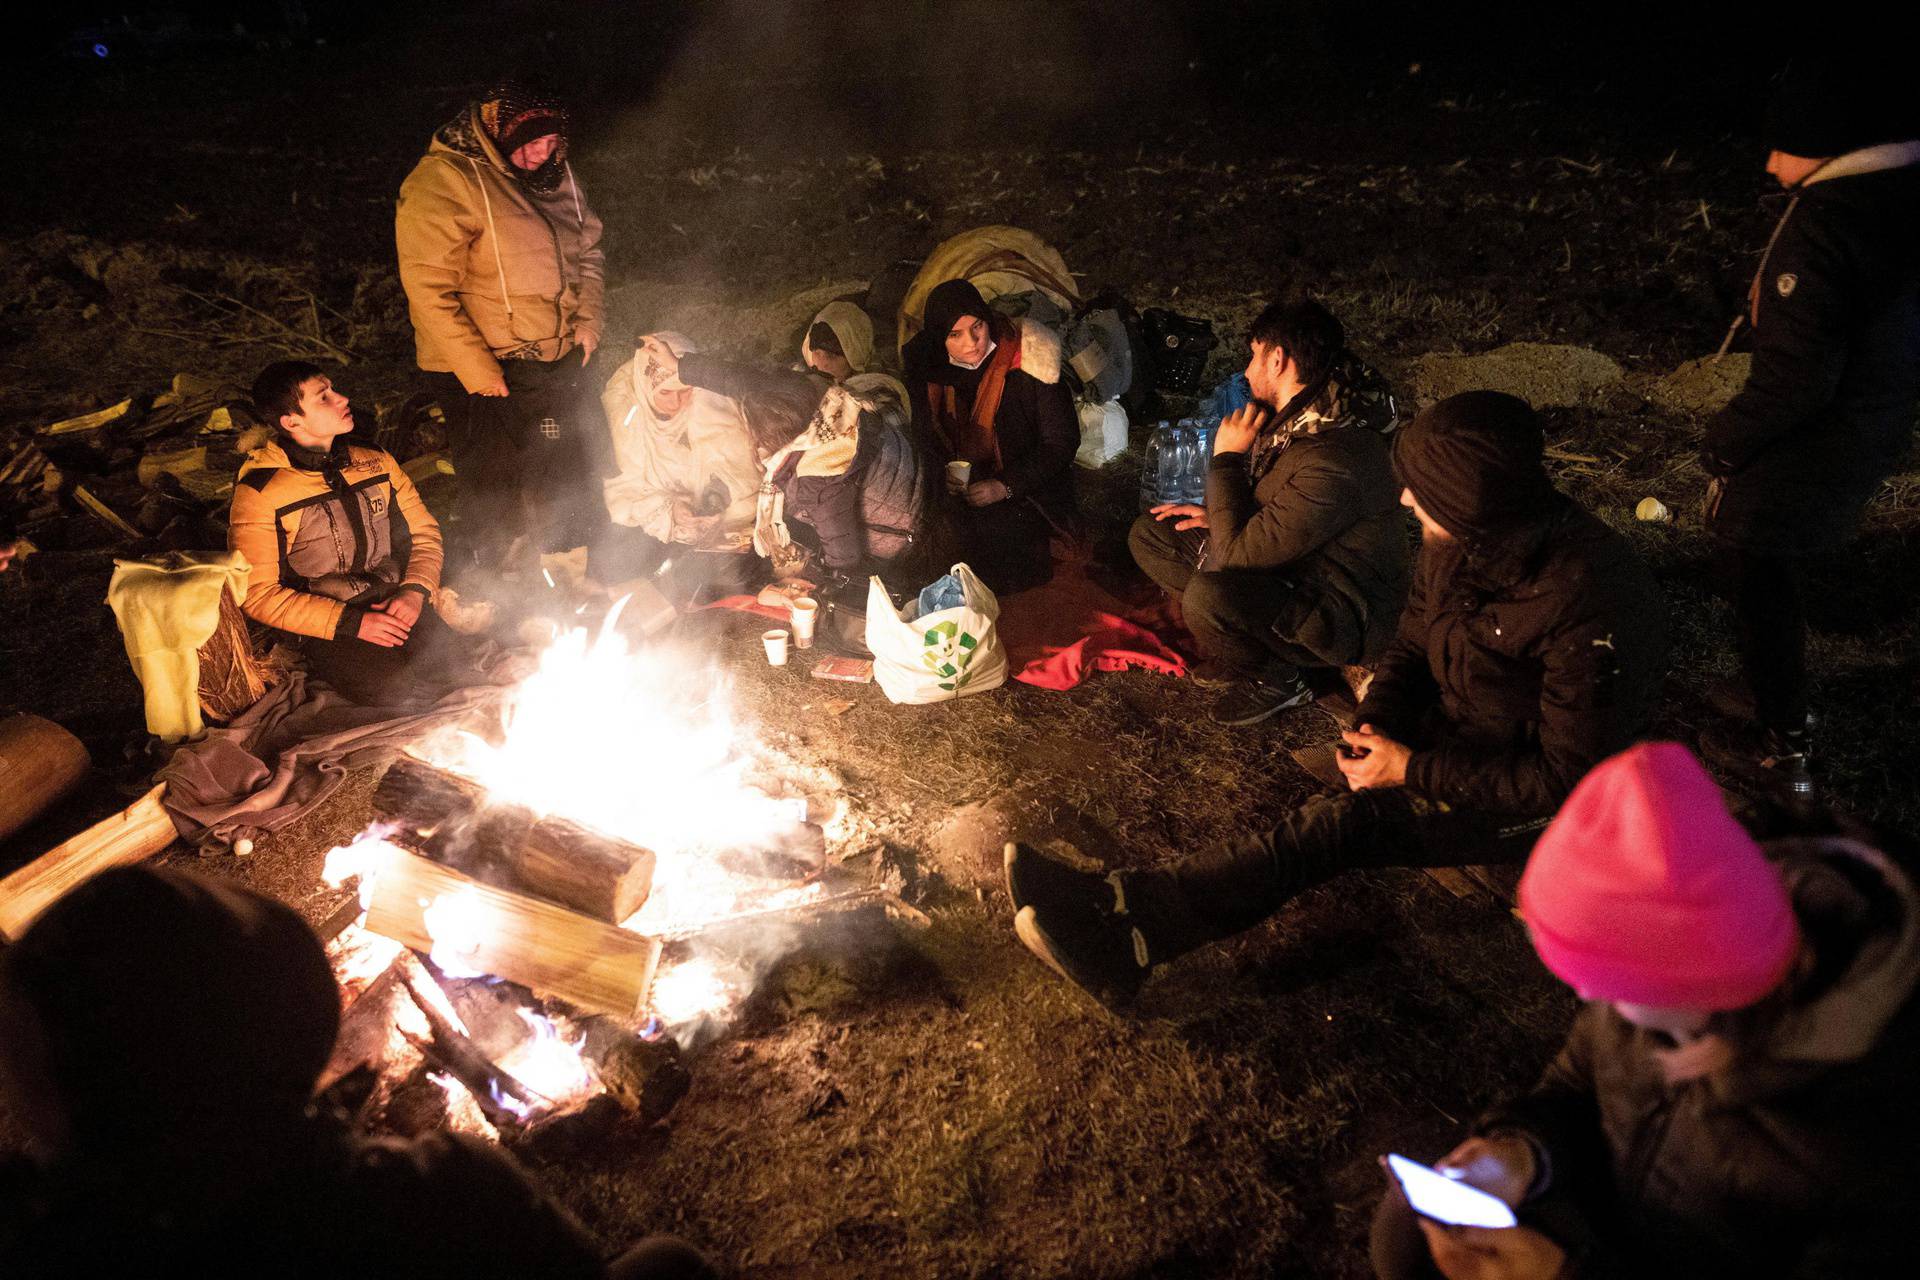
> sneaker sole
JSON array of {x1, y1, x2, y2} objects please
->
[
  {"x1": 1208, "y1": 687, "x2": 1315, "y2": 727},
  {"x1": 1013, "y1": 906, "x2": 1136, "y2": 1010},
  {"x1": 1003, "y1": 841, "x2": 1031, "y2": 912}
]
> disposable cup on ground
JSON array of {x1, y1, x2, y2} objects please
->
[
  {"x1": 762, "y1": 629, "x2": 790, "y2": 665},
  {"x1": 1635, "y1": 496, "x2": 1673, "y2": 523},
  {"x1": 790, "y1": 597, "x2": 819, "y2": 649}
]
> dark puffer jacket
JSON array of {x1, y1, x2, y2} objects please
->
[
  {"x1": 1485, "y1": 838, "x2": 1920, "y2": 1278},
  {"x1": 679, "y1": 354, "x2": 925, "y2": 573},
  {"x1": 1202, "y1": 391, "x2": 1409, "y2": 665},
  {"x1": 1706, "y1": 158, "x2": 1920, "y2": 552},
  {"x1": 1358, "y1": 393, "x2": 1668, "y2": 815}
]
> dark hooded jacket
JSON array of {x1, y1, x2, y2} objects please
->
[
  {"x1": 1357, "y1": 393, "x2": 1667, "y2": 815},
  {"x1": 0, "y1": 868, "x2": 604, "y2": 1279},
  {"x1": 903, "y1": 280, "x2": 1077, "y2": 523},
  {"x1": 1484, "y1": 838, "x2": 1920, "y2": 1278},
  {"x1": 1705, "y1": 156, "x2": 1920, "y2": 551},
  {"x1": 1202, "y1": 360, "x2": 1409, "y2": 664}
]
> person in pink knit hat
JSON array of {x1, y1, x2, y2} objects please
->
[{"x1": 1371, "y1": 742, "x2": 1919, "y2": 1280}]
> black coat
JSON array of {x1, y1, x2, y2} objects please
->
[
  {"x1": 904, "y1": 321, "x2": 1079, "y2": 523},
  {"x1": 1, "y1": 1121, "x2": 606, "y2": 1279},
  {"x1": 1706, "y1": 161, "x2": 1920, "y2": 552},
  {"x1": 1484, "y1": 838, "x2": 1920, "y2": 1278},
  {"x1": 1356, "y1": 501, "x2": 1668, "y2": 816},
  {"x1": 1203, "y1": 423, "x2": 1409, "y2": 664}
]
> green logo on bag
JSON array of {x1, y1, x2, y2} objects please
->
[{"x1": 920, "y1": 620, "x2": 980, "y2": 691}]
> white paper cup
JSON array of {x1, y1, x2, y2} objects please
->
[
  {"x1": 790, "y1": 597, "x2": 819, "y2": 649},
  {"x1": 945, "y1": 460, "x2": 972, "y2": 490},
  {"x1": 1635, "y1": 496, "x2": 1673, "y2": 524},
  {"x1": 762, "y1": 628, "x2": 790, "y2": 665}
]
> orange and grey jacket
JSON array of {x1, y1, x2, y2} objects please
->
[{"x1": 228, "y1": 439, "x2": 443, "y2": 641}]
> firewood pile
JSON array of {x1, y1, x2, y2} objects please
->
[
  {"x1": 0, "y1": 373, "x2": 450, "y2": 561},
  {"x1": 315, "y1": 746, "x2": 924, "y2": 1152}
]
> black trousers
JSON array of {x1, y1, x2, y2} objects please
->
[
  {"x1": 945, "y1": 496, "x2": 1056, "y2": 596},
  {"x1": 1712, "y1": 544, "x2": 1810, "y2": 734},
  {"x1": 302, "y1": 605, "x2": 476, "y2": 707},
  {"x1": 1126, "y1": 787, "x2": 1551, "y2": 959},
  {"x1": 1128, "y1": 512, "x2": 1323, "y2": 679},
  {"x1": 428, "y1": 351, "x2": 610, "y2": 574},
  {"x1": 590, "y1": 523, "x2": 763, "y2": 609}
]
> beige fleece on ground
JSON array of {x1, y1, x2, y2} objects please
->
[{"x1": 106, "y1": 551, "x2": 252, "y2": 742}]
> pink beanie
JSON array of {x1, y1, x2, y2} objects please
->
[{"x1": 1519, "y1": 742, "x2": 1800, "y2": 1011}]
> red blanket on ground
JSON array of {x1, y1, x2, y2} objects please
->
[{"x1": 996, "y1": 561, "x2": 1188, "y2": 689}]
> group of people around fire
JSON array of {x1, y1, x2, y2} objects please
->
[{"x1": 4, "y1": 57, "x2": 1917, "y2": 1280}]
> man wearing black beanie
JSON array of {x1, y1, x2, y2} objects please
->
[
  {"x1": 1006, "y1": 392, "x2": 1668, "y2": 1006},
  {"x1": 1703, "y1": 56, "x2": 1920, "y2": 794}
]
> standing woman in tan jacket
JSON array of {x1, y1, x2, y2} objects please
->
[{"x1": 396, "y1": 81, "x2": 608, "y2": 575}]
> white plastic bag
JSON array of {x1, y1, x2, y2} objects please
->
[
  {"x1": 1074, "y1": 399, "x2": 1129, "y2": 468},
  {"x1": 865, "y1": 563, "x2": 1008, "y2": 704}
]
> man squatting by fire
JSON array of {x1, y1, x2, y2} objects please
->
[{"x1": 1009, "y1": 390, "x2": 1670, "y2": 1006}]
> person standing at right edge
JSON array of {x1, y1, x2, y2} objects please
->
[
  {"x1": 397, "y1": 80, "x2": 609, "y2": 577},
  {"x1": 1701, "y1": 57, "x2": 1920, "y2": 800}
]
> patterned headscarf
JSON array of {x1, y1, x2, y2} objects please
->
[{"x1": 435, "y1": 80, "x2": 571, "y2": 193}]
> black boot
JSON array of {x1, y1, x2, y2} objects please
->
[{"x1": 1004, "y1": 843, "x2": 1152, "y2": 1007}]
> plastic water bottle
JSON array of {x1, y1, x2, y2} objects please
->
[
  {"x1": 1155, "y1": 421, "x2": 1181, "y2": 504},
  {"x1": 1139, "y1": 421, "x2": 1166, "y2": 510},
  {"x1": 1181, "y1": 420, "x2": 1208, "y2": 503}
]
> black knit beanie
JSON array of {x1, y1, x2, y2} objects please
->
[
  {"x1": 1393, "y1": 391, "x2": 1558, "y2": 540},
  {"x1": 1765, "y1": 56, "x2": 1920, "y2": 158}
]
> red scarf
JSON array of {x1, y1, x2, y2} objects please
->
[{"x1": 922, "y1": 315, "x2": 1021, "y2": 475}]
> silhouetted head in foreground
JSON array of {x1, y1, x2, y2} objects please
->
[{"x1": 0, "y1": 866, "x2": 338, "y2": 1165}]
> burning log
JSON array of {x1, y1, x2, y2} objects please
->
[
  {"x1": 393, "y1": 954, "x2": 544, "y2": 1126},
  {"x1": 360, "y1": 847, "x2": 664, "y2": 1020},
  {"x1": 373, "y1": 755, "x2": 655, "y2": 924}
]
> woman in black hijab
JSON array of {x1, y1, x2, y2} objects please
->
[{"x1": 903, "y1": 279, "x2": 1078, "y2": 594}]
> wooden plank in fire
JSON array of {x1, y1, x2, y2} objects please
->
[{"x1": 361, "y1": 849, "x2": 663, "y2": 1020}]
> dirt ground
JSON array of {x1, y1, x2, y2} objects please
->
[{"x1": 4, "y1": 6, "x2": 1918, "y2": 1277}]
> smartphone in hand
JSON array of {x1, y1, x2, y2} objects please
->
[{"x1": 1384, "y1": 1154, "x2": 1519, "y2": 1229}]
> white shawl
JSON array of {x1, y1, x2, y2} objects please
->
[{"x1": 600, "y1": 332, "x2": 761, "y2": 546}]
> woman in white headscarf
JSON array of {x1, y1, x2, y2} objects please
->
[{"x1": 593, "y1": 332, "x2": 762, "y2": 603}]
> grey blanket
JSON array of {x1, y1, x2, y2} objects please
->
[{"x1": 159, "y1": 668, "x2": 509, "y2": 848}]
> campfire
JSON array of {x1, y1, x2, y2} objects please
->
[{"x1": 316, "y1": 613, "x2": 914, "y2": 1149}]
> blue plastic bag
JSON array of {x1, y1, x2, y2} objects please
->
[
  {"x1": 1199, "y1": 371, "x2": 1252, "y2": 421},
  {"x1": 906, "y1": 573, "x2": 967, "y2": 622}
]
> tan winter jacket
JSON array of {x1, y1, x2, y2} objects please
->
[{"x1": 395, "y1": 110, "x2": 605, "y2": 393}]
